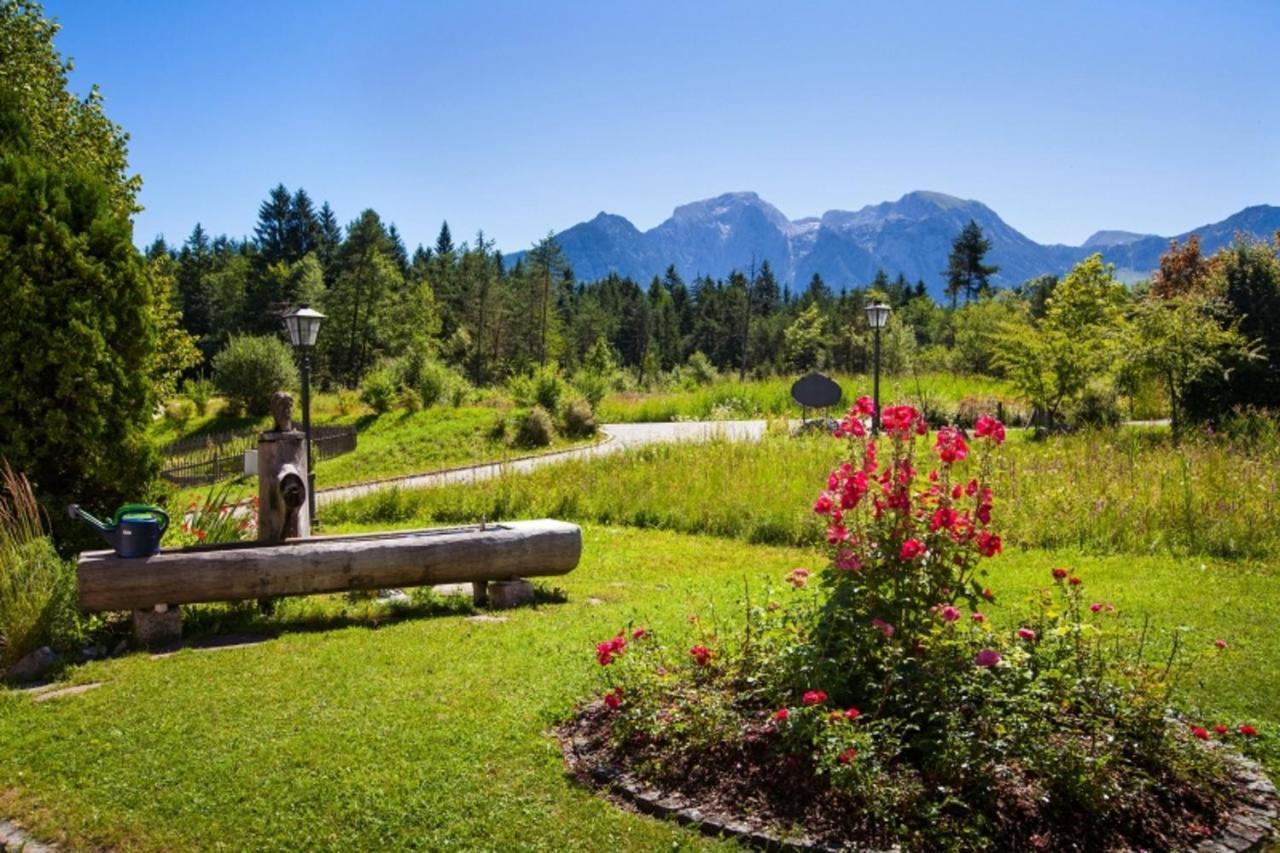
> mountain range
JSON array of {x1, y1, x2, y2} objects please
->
[{"x1": 508, "y1": 191, "x2": 1280, "y2": 298}]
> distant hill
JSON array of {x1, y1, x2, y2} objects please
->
[{"x1": 507, "y1": 191, "x2": 1280, "y2": 299}]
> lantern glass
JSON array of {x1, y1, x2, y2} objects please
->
[
  {"x1": 283, "y1": 304, "x2": 325, "y2": 348},
  {"x1": 865, "y1": 302, "x2": 892, "y2": 330}
]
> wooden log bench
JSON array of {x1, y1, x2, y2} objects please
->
[{"x1": 77, "y1": 519, "x2": 582, "y2": 645}]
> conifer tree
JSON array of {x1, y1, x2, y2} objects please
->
[{"x1": 946, "y1": 219, "x2": 999, "y2": 308}]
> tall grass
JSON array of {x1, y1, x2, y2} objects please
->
[
  {"x1": 596, "y1": 371, "x2": 1022, "y2": 423},
  {"x1": 0, "y1": 463, "x2": 77, "y2": 670},
  {"x1": 326, "y1": 428, "x2": 1280, "y2": 559}
]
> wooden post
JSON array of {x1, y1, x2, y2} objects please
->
[{"x1": 258, "y1": 429, "x2": 310, "y2": 543}]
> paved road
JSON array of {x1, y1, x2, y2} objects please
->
[{"x1": 316, "y1": 420, "x2": 770, "y2": 507}]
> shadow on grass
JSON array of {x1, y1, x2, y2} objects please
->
[{"x1": 174, "y1": 582, "x2": 572, "y2": 646}]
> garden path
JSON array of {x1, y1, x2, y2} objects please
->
[{"x1": 314, "y1": 420, "x2": 771, "y2": 507}]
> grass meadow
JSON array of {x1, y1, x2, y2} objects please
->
[{"x1": 596, "y1": 371, "x2": 1022, "y2": 423}]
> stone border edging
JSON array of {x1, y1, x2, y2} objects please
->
[
  {"x1": 0, "y1": 819, "x2": 55, "y2": 852},
  {"x1": 560, "y1": 711, "x2": 1278, "y2": 853}
]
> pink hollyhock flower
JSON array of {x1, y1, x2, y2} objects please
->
[
  {"x1": 1191, "y1": 725, "x2": 1210, "y2": 740},
  {"x1": 855, "y1": 395, "x2": 876, "y2": 417},
  {"x1": 940, "y1": 605, "x2": 961, "y2": 623},
  {"x1": 871, "y1": 618, "x2": 895, "y2": 638},
  {"x1": 1215, "y1": 639, "x2": 1228, "y2": 649},
  {"x1": 632, "y1": 627, "x2": 647, "y2": 640},
  {"x1": 966, "y1": 479, "x2": 979, "y2": 497},
  {"x1": 786, "y1": 568, "x2": 810, "y2": 588},
  {"x1": 835, "y1": 550, "x2": 862, "y2": 572},
  {"x1": 1018, "y1": 627, "x2": 1036, "y2": 641},
  {"x1": 900, "y1": 538, "x2": 926, "y2": 560},
  {"x1": 837, "y1": 747, "x2": 858, "y2": 765},
  {"x1": 974, "y1": 414, "x2": 1006, "y2": 444},
  {"x1": 934, "y1": 426, "x2": 969, "y2": 464},
  {"x1": 813, "y1": 494, "x2": 833, "y2": 515},
  {"x1": 977, "y1": 531, "x2": 1002, "y2": 557},
  {"x1": 1240, "y1": 724, "x2": 1259, "y2": 737},
  {"x1": 773, "y1": 707, "x2": 790, "y2": 722},
  {"x1": 974, "y1": 649, "x2": 1002, "y2": 667},
  {"x1": 689, "y1": 645, "x2": 712, "y2": 666},
  {"x1": 1214, "y1": 724, "x2": 1229, "y2": 735},
  {"x1": 604, "y1": 688, "x2": 623, "y2": 710},
  {"x1": 931, "y1": 507, "x2": 958, "y2": 532},
  {"x1": 802, "y1": 690, "x2": 828, "y2": 706},
  {"x1": 971, "y1": 612, "x2": 985, "y2": 624}
]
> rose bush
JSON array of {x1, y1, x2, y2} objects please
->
[{"x1": 579, "y1": 399, "x2": 1255, "y2": 850}]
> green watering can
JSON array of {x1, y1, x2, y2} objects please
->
[{"x1": 69, "y1": 503, "x2": 169, "y2": 558}]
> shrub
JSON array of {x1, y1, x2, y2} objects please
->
[
  {"x1": 0, "y1": 464, "x2": 79, "y2": 670},
  {"x1": 685, "y1": 351, "x2": 718, "y2": 385},
  {"x1": 561, "y1": 398, "x2": 597, "y2": 438},
  {"x1": 335, "y1": 389, "x2": 360, "y2": 416},
  {"x1": 212, "y1": 335, "x2": 299, "y2": 417},
  {"x1": 360, "y1": 366, "x2": 398, "y2": 414},
  {"x1": 1070, "y1": 380, "x2": 1122, "y2": 429},
  {"x1": 532, "y1": 365, "x2": 566, "y2": 412},
  {"x1": 514, "y1": 406, "x2": 555, "y2": 448},
  {"x1": 571, "y1": 371, "x2": 609, "y2": 410},
  {"x1": 183, "y1": 376, "x2": 215, "y2": 416},
  {"x1": 164, "y1": 398, "x2": 195, "y2": 426},
  {"x1": 398, "y1": 387, "x2": 423, "y2": 413}
]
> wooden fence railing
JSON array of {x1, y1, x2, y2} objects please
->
[{"x1": 160, "y1": 426, "x2": 357, "y2": 487}]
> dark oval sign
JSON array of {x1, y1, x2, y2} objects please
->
[{"x1": 791, "y1": 373, "x2": 843, "y2": 409}]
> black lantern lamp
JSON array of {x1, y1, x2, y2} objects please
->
[
  {"x1": 282, "y1": 304, "x2": 325, "y2": 521},
  {"x1": 864, "y1": 302, "x2": 891, "y2": 434}
]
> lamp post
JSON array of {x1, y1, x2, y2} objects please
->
[
  {"x1": 282, "y1": 304, "x2": 325, "y2": 522},
  {"x1": 864, "y1": 302, "x2": 891, "y2": 434}
]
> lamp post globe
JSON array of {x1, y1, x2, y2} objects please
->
[
  {"x1": 282, "y1": 304, "x2": 325, "y2": 521},
  {"x1": 864, "y1": 302, "x2": 891, "y2": 434}
]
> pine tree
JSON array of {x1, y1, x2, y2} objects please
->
[
  {"x1": 287, "y1": 188, "x2": 322, "y2": 262},
  {"x1": 945, "y1": 220, "x2": 999, "y2": 308},
  {"x1": 317, "y1": 201, "x2": 342, "y2": 269},
  {"x1": 435, "y1": 221, "x2": 455, "y2": 257},
  {"x1": 254, "y1": 184, "x2": 293, "y2": 265},
  {"x1": 527, "y1": 233, "x2": 569, "y2": 366}
]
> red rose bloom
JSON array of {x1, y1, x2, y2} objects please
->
[
  {"x1": 1191, "y1": 725, "x2": 1210, "y2": 740},
  {"x1": 1213, "y1": 724, "x2": 1229, "y2": 735},
  {"x1": 900, "y1": 538, "x2": 927, "y2": 560},
  {"x1": 977, "y1": 531, "x2": 1002, "y2": 557},
  {"x1": 604, "y1": 688, "x2": 623, "y2": 710},
  {"x1": 802, "y1": 689, "x2": 828, "y2": 706},
  {"x1": 689, "y1": 645, "x2": 712, "y2": 666},
  {"x1": 1052, "y1": 567, "x2": 1069, "y2": 580},
  {"x1": 773, "y1": 708, "x2": 790, "y2": 722},
  {"x1": 837, "y1": 747, "x2": 858, "y2": 765},
  {"x1": 845, "y1": 707, "x2": 861, "y2": 720},
  {"x1": 1240, "y1": 724, "x2": 1259, "y2": 737}
]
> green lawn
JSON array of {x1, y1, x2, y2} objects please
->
[
  {"x1": 158, "y1": 402, "x2": 595, "y2": 516},
  {"x1": 0, "y1": 526, "x2": 1275, "y2": 851}
]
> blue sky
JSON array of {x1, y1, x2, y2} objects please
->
[{"x1": 47, "y1": 0, "x2": 1279, "y2": 253}]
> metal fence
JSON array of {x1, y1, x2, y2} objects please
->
[{"x1": 160, "y1": 426, "x2": 357, "y2": 487}]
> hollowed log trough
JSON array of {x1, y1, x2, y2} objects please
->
[{"x1": 78, "y1": 520, "x2": 582, "y2": 643}]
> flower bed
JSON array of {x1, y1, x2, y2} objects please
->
[{"x1": 562, "y1": 400, "x2": 1276, "y2": 851}]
